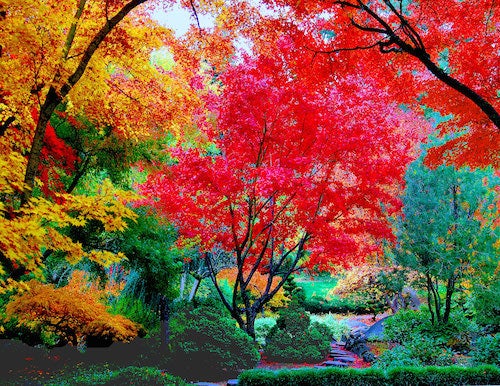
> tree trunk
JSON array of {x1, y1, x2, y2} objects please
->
[
  {"x1": 443, "y1": 275, "x2": 456, "y2": 324},
  {"x1": 159, "y1": 295, "x2": 170, "y2": 347},
  {"x1": 178, "y1": 267, "x2": 187, "y2": 300},
  {"x1": 188, "y1": 277, "x2": 201, "y2": 301},
  {"x1": 426, "y1": 272, "x2": 436, "y2": 324},
  {"x1": 243, "y1": 308, "x2": 258, "y2": 341}
]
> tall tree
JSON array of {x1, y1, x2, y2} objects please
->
[
  {"x1": 0, "y1": 0, "x2": 202, "y2": 291},
  {"x1": 140, "y1": 53, "x2": 428, "y2": 338},
  {"x1": 393, "y1": 143, "x2": 499, "y2": 325}
]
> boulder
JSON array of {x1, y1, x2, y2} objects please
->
[{"x1": 364, "y1": 316, "x2": 390, "y2": 340}]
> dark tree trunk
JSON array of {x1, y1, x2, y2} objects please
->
[
  {"x1": 443, "y1": 275, "x2": 456, "y2": 324},
  {"x1": 159, "y1": 295, "x2": 170, "y2": 347}
]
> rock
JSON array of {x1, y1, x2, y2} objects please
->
[
  {"x1": 344, "y1": 331, "x2": 376, "y2": 363},
  {"x1": 333, "y1": 356, "x2": 356, "y2": 363},
  {"x1": 322, "y1": 360, "x2": 348, "y2": 367},
  {"x1": 364, "y1": 316, "x2": 390, "y2": 340},
  {"x1": 344, "y1": 319, "x2": 369, "y2": 331},
  {"x1": 362, "y1": 351, "x2": 377, "y2": 362},
  {"x1": 330, "y1": 349, "x2": 348, "y2": 355}
]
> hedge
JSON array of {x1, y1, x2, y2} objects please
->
[
  {"x1": 238, "y1": 365, "x2": 500, "y2": 386},
  {"x1": 302, "y1": 296, "x2": 371, "y2": 314}
]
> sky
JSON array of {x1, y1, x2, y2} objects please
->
[{"x1": 152, "y1": 4, "x2": 215, "y2": 36}]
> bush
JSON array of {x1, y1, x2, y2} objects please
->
[
  {"x1": 302, "y1": 295, "x2": 369, "y2": 314},
  {"x1": 255, "y1": 317, "x2": 277, "y2": 347},
  {"x1": 167, "y1": 300, "x2": 260, "y2": 381},
  {"x1": 4, "y1": 279, "x2": 140, "y2": 347},
  {"x1": 384, "y1": 308, "x2": 478, "y2": 349},
  {"x1": 382, "y1": 309, "x2": 429, "y2": 343},
  {"x1": 263, "y1": 301, "x2": 331, "y2": 363},
  {"x1": 470, "y1": 334, "x2": 500, "y2": 366},
  {"x1": 238, "y1": 365, "x2": 500, "y2": 386},
  {"x1": 46, "y1": 366, "x2": 188, "y2": 385},
  {"x1": 372, "y1": 345, "x2": 421, "y2": 369},
  {"x1": 310, "y1": 313, "x2": 350, "y2": 341},
  {"x1": 471, "y1": 278, "x2": 500, "y2": 331},
  {"x1": 379, "y1": 309, "x2": 478, "y2": 367}
]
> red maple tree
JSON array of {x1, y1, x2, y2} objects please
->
[
  {"x1": 140, "y1": 52, "x2": 428, "y2": 337},
  {"x1": 238, "y1": 0, "x2": 499, "y2": 168}
]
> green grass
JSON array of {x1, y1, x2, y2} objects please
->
[
  {"x1": 43, "y1": 365, "x2": 188, "y2": 385},
  {"x1": 294, "y1": 274, "x2": 339, "y2": 299}
]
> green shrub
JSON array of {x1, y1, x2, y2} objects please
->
[
  {"x1": 379, "y1": 309, "x2": 476, "y2": 367},
  {"x1": 255, "y1": 317, "x2": 277, "y2": 346},
  {"x1": 46, "y1": 366, "x2": 188, "y2": 385},
  {"x1": 110, "y1": 295, "x2": 159, "y2": 335},
  {"x1": 471, "y1": 276, "x2": 500, "y2": 330},
  {"x1": 310, "y1": 313, "x2": 350, "y2": 341},
  {"x1": 382, "y1": 309, "x2": 429, "y2": 343},
  {"x1": 372, "y1": 345, "x2": 421, "y2": 369},
  {"x1": 470, "y1": 334, "x2": 500, "y2": 366},
  {"x1": 238, "y1": 365, "x2": 500, "y2": 386},
  {"x1": 302, "y1": 295, "x2": 369, "y2": 314},
  {"x1": 263, "y1": 302, "x2": 331, "y2": 363},
  {"x1": 168, "y1": 300, "x2": 260, "y2": 381},
  {"x1": 384, "y1": 308, "x2": 478, "y2": 350}
]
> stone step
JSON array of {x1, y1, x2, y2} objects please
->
[
  {"x1": 330, "y1": 349, "x2": 348, "y2": 355},
  {"x1": 194, "y1": 383, "x2": 220, "y2": 386},
  {"x1": 322, "y1": 360, "x2": 349, "y2": 367},
  {"x1": 332, "y1": 356, "x2": 356, "y2": 363}
]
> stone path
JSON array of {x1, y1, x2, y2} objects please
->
[{"x1": 314, "y1": 341, "x2": 359, "y2": 369}]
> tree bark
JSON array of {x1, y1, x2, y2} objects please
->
[{"x1": 159, "y1": 295, "x2": 170, "y2": 347}]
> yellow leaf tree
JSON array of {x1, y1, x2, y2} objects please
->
[{"x1": 0, "y1": 0, "x2": 206, "y2": 291}]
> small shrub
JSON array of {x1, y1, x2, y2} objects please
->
[
  {"x1": 372, "y1": 345, "x2": 421, "y2": 369},
  {"x1": 263, "y1": 301, "x2": 331, "y2": 363},
  {"x1": 471, "y1": 278, "x2": 500, "y2": 331},
  {"x1": 470, "y1": 334, "x2": 500, "y2": 366},
  {"x1": 379, "y1": 309, "x2": 477, "y2": 367},
  {"x1": 254, "y1": 317, "x2": 277, "y2": 346},
  {"x1": 382, "y1": 309, "x2": 429, "y2": 343},
  {"x1": 168, "y1": 300, "x2": 260, "y2": 381},
  {"x1": 310, "y1": 313, "x2": 350, "y2": 341},
  {"x1": 4, "y1": 278, "x2": 140, "y2": 347}
]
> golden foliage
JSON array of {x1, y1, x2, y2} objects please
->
[
  {"x1": 3, "y1": 271, "x2": 139, "y2": 345},
  {"x1": 0, "y1": 179, "x2": 138, "y2": 292}
]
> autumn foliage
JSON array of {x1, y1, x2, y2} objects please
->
[
  {"x1": 251, "y1": 0, "x2": 500, "y2": 168},
  {"x1": 4, "y1": 271, "x2": 139, "y2": 346},
  {"x1": 140, "y1": 51, "x2": 428, "y2": 335},
  {"x1": 0, "y1": 0, "x2": 197, "y2": 292},
  {"x1": 217, "y1": 267, "x2": 288, "y2": 310}
]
